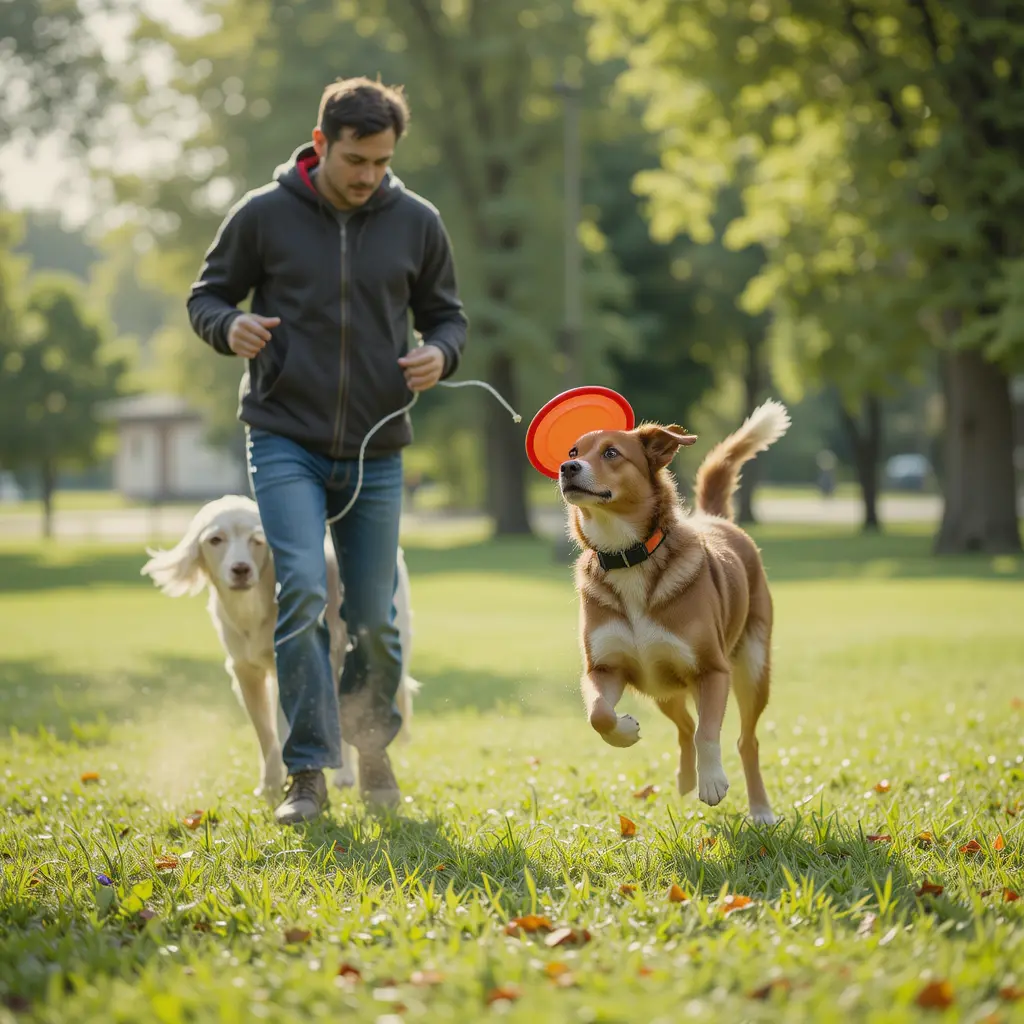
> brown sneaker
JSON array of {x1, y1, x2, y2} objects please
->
[
  {"x1": 359, "y1": 750, "x2": 401, "y2": 810},
  {"x1": 273, "y1": 769, "x2": 328, "y2": 825}
]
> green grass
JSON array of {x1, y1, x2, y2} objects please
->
[{"x1": 1, "y1": 525, "x2": 1022, "y2": 1022}]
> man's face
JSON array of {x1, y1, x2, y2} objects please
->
[{"x1": 312, "y1": 125, "x2": 395, "y2": 209}]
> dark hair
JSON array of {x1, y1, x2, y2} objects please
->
[{"x1": 318, "y1": 76, "x2": 410, "y2": 143}]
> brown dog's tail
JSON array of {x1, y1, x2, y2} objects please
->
[{"x1": 695, "y1": 399, "x2": 791, "y2": 521}]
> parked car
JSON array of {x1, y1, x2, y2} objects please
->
[{"x1": 884, "y1": 453, "x2": 932, "y2": 492}]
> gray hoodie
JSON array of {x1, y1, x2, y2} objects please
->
[{"x1": 186, "y1": 143, "x2": 468, "y2": 459}]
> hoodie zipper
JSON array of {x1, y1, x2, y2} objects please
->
[{"x1": 331, "y1": 221, "x2": 348, "y2": 457}]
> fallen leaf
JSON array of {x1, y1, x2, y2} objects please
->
[
  {"x1": 960, "y1": 839, "x2": 983, "y2": 854},
  {"x1": 856, "y1": 913, "x2": 877, "y2": 937},
  {"x1": 544, "y1": 926, "x2": 591, "y2": 948},
  {"x1": 540, "y1": 962, "x2": 573, "y2": 978},
  {"x1": 916, "y1": 980, "x2": 954, "y2": 1009},
  {"x1": 668, "y1": 884, "x2": 689, "y2": 903},
  {"x1": 505, "y1": 914, "x2": 553, "y2": 936},
  {"x1": 749, "y1": 979, "x2": 791, "y2": 1000},
  {"x1": 337, "y1": 963, "x2": 362, "y2": 981},
  {"x1": 435, "y1": 864, "x2": 446, "y2": 872},
  {"x1": 154, "y1": 855, "x2": 178, "y2": 872},
  {"x1": 80, "y1": 771, "x2": 100, "y2": 784},
  {"x1": 638, "y1": 966, "x2": 655, "y2": 978},
  {"x1": 182, "y1": 811, "x2": 204, "y2": 830},
  {"x1": 619, "y1": 883, "x2": 637, "y2": 897},
  {"x1": 485, "y1": 985, "x2": 520, "y2": 1005},
  {"x1": 866, "y1": 834, "x2": 892, "y2": 843},
  {"x1": 874, "y1": 780, "x2": 891, "y2": 793},
  {"x1": 332, "y1": 842, "x2": 347, "y2": 854},
  {"x1": 633, "y1": 784, "x2": 658, "y2": 800},
  {"x1": 410, "y1": 970, "x2": 444, "y2": 987},
  {"x1": 698, "y1": 836, "x2": 718, "y2": 851},
  {"x1": 1004, "y1": 889, "x2": 1019, "y2": 903},
  {"x1": 916, "y1": 831, "x2": 934, "y2": 845},
  {"x1": 720, "y1": 894, "x2": 756, "y2": 916},
  {"x1": 916, "y1": 881, "x2": 944, "y2": 897},
  {"x1": 283, "y1": 927, "x2": 312, "y2": 944},
  {"x1": 1012, "y1": 697, "x2": 1024, "y2": 710},
  {"x1": 994, "y1": 834, "x2": 1006, "y2": 852},
  {"x1": 999, "y1": 985, "x2": 1024, "y2": 1001},
  {"x1": 619, "y1": 815, "x2": 637, "y2": 837}
]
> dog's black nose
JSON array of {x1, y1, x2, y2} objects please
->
[
  {"x1": 560, "y1": 460, "x2": 583, "y2": 478},
  {"x1": 230, "y1": 562, "x2": 252, "y2": 578}
]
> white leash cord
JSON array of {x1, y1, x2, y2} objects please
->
[{"x1": 325, "y1": 379, "x2": 522, "y2": 526}]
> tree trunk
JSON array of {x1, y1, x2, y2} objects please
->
[
  {"x1": 41, "y1": 460, "x2": 55, "y2": 540},
  {"x1": 484, "y1": 350, "x2": 532, "y2": 536},
  {"x1": 737, "y1": 327, "x2": 765, "y2": 525},
  {"x1": 934, "y1": 349, "x2": 1021, "y2": 554},
  {"x1": 838, "y1": 395, "x2": 883, "y2": 533}
]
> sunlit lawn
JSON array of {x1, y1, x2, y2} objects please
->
[{"x1": 0, "y1": 525, "x2": 1022, "y2": 1022}]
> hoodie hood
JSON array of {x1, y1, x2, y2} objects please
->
[{"x1": 274, "y1": 142, "x2": 405, "y2": 215}]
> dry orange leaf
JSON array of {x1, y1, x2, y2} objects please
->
[
  {"x1": 182, "y1": 811, "x2": 204, "y2": 830},
  {"x1": 638, "y1": 966, "x2": 655, "y2": 978},
  {"x1": 332, "y1": 842, "x2": 347, "y2": 854},
  {"x1": 410, "y1": 970, "x2": 444, "y2": 987},
  {"x1": 668, "y1": 884, "x2": 689, "y2": 903},
  {"x1": 999, "y1": 985, "x2": 1024, "y2": 1001},
  {"x1": 80, "y1": 771, "x2": 100, "y2": 784},
  {"x1": 720, "y1": 894, "x2": 756, "y2": 916},
  {"x1": 633, "y1": 784, "x2": 658, "y2": 800},
  {"x1": 337, "y1": 963, "x2": 362, "y2": 981},
  {"x1": 960, "y1": 839, "x2": 983, "y2": 854},
  {"x1": 154, "y1": 855, "x2": 179, "y2": 872},
  {"x1": 435, "y1": 864, "x2": 446, "y2": 872},
  {"x1": 505, "y1": 914, "x2": 553, "y2": 936},
  {"x1": 485, "y1": 985, "x2": 521, "y2": 1005},
  {"x1": 866, "y1": 834, "x2": 892, "y2": 843},
  {"x1": 283, "y1": 927, "x2": 312, "y2": 944},
  {"x1": 993, "y1": 834, "x2": 1006, "y2": 852},
  {"x1": 544, "y1": 927, "x2": 591, "y2": 948},
  {"x1": 1004, "y1": 889, "x2": 1020, "y2": 903},
  {"x1": 619, "y1": 815, "x2": 637, "y2": 837},
  {"x1": 619, "y1": 883, "x2": 637, "y2": 896},
  {"x1": 874, "y1": 780, "x2": 891, "y2": 793},
  {"x1": 749, "y1": 979, "x2": 791, "y2": 1000},
  {"x1": 544, "y1": 962, "x2": 571, "y2": 979},
  {"x1": 916, "y1": 881, "x2": 944, "y2": 897},
  {"x1": 1011, "y1": 697, "x2": 1024, "y2": 710},
  {"x1": 916, "y1": 980, "x2": 954, "y2": 1009}
]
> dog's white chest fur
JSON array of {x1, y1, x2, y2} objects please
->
[{"x1": 587, "y1": 568, "x2": 696, "y2": 697}]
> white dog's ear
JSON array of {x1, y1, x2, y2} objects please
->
[{"x1": 140, "y1": 518, "x2": 208, "y2": 597}]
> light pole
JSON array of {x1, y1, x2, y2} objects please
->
[{"x1": 552, "y1": 77, "x2": 582, "y2": 561}]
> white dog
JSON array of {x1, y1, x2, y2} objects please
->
[{"x1": 140, "y1": 494, "x2": 420, "y2": 800}]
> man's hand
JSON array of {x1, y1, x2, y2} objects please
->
[
  {"x1": 398, "y1": 344, "x2": 445, "y2": 392},
  {"x1": 228, "y1": 314, "x2": 281, "y2": 358}
]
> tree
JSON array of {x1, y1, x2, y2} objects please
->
[
  {"x1": 0, "y1": 272, "x2": 129, "y2": 537},
  {"x1": 108, "y1": 0, "x2": 638, "y2": 535},
  {"x1": 0, "y1": 0, "x2": 112, "y2": 144},
  {"x1": 582, "y1": 0, "x2": 1024, "y2": 551}
]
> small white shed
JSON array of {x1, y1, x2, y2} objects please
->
[{"x1": 102, "y1": 393, "x2": 247, "y2": 502}]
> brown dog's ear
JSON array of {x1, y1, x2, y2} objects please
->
[{"x1": 636, "y1": 423, "x2": 698, "y2": 472}]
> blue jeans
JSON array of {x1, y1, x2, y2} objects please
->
[{"x1": 245, "y1": 427, "x2": 404, "y2": 774}]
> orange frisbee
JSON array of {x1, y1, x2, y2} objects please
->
[{"x1": 525, "y1": 386, "x2": 635, "y2": 480}]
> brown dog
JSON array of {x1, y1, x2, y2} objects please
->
[{"x1": 559, "y1": 400, "x2": 790, "y2": 825}]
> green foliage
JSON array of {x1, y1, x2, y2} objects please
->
[
  {"x1": 0, "y1": 272, "x2": 130, "y2": 477},
  {"x1": 581, "y1": 0, "x2": 1024, "y2": 399}
]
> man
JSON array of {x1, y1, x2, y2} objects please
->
[{"x1": 186, "y1": 77, "x2": 467, "y2": 824}]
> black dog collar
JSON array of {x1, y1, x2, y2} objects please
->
[{"x1": 596, "y1": 528, "x2": 667, "y2": 571}]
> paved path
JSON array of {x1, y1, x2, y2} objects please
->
[{"x1": 0, "y1": 493, "x2": 946, "y2": 543}]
